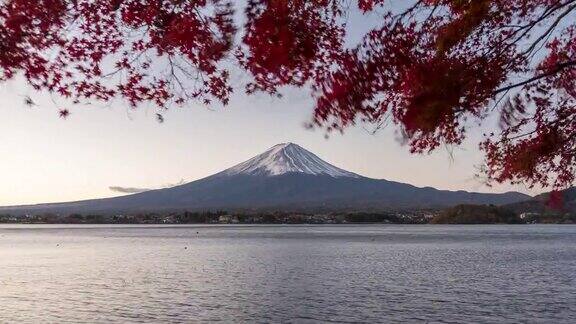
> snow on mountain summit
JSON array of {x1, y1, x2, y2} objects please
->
[{"x1": 222, "y1": 143, "x2": 360, "y2": 178}]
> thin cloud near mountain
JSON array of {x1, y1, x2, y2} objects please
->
[
  {"x1": 108, "y1": 186, "x2": 150, "y2": 194},
  {"x1": 109, "y1": 179, "x2": 188, "y2": 194}
]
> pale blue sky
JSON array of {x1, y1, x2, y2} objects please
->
[{"x1": 0, "y1": 2, "x2": 541, "y2": 206}]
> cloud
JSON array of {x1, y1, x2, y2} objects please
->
[
  {"x1": 108, "y1": 186, "x2": 151, "y2": 194},
  {"x1": 161, "y1": 179, "x2": 187, "y2": 188},
  {"x1": 109, "y1": 179, "x2": 188, "y2": 194}
]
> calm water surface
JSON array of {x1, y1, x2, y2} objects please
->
[{"x1": 0, "y1": 224, "x2": 575, "y2": 323}]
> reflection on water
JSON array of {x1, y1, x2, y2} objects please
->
[{"x1": 0, "y1": 224, "x2": 575, "y2": 323}]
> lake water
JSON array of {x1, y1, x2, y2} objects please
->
[{"x1": 0, "y1": 224, "x2": 575, "y2": 323}]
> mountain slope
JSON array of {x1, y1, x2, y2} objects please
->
[
  {"x1": 0, "y1": 143, "x2": 530, "y2": 214},
  {"x1": 505, "y1": 187, "x2": 576, "y2": 214}
]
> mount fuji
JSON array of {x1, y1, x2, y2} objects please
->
[
  {"x1": 222, "y1": 143, "x2": 360, "y2": 178},
  {"x1": 1, "y1": 143, "x2": 530, "y2": 214}
]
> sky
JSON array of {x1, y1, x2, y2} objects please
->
[{"x1": 0, "y1": 2, "x2": 544, "y2": 206}]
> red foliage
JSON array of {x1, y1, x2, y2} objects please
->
[
  {"x1": 546, "y1": 190, "x2": 564, "y2": 210},
  {"x1": 0, "y1": 0, "x2": 574, "y2": 189},
  {"x1": 239, "y1": 0, "x2": 344, "y2": 94},
  {"x1": 0, "y1": 0, "x2": 235, "y2": 108},
  {"x1": 58, "y1": 108, "x2": 70, "y2": 119}
]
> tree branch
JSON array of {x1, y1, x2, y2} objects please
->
[{"x1": 494, "y1": 60, "x2": 576, "y2": 95}]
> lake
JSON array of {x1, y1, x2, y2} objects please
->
[{"x1": 0, "y1": 224, "x2": 575, "y2": 323}]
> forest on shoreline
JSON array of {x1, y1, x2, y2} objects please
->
[{"x1": 2, "y1": 204, "x2": 574, "y2": 225}]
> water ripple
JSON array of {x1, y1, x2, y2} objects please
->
[{"x1": 0, "y1": 224, "x2": 575, "y2": 323}]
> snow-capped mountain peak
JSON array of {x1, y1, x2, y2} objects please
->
[{"x1": 222, "y1": 143, "x2": 360, "y2": 178}]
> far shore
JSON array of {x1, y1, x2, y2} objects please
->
[{"x1": 2, "y1": 205, "x2": 574, "y2": 225}]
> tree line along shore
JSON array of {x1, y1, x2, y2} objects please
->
[{"x1": 1, "y1": 204, "x2": 574, "y2": 225}]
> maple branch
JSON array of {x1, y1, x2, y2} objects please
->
[
  {"x1": 522, "y1": 2, "x2": 576, "y2": 56},
  {"x1": 488, "y1": 0, "x2": 573, "y2": 57},
  {"x1": 494, "y1": 60, "x2": 576, "y2": 94}
]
